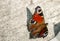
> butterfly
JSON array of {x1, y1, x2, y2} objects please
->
[{"x1": 27, "y1": 6, "x2": 48, "y2": 39}]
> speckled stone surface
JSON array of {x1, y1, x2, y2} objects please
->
[{"x1": 0, "y1": 0, "x2": 60, "y2": 41}]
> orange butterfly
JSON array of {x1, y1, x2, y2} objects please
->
[{"x1": 27, "y1": 6, "x2": 48, "y2": 38}]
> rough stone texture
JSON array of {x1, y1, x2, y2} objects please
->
[{"x1": 0, "y1": 0, "x2": 60, "y2": 41}]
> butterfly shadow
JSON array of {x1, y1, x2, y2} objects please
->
[{"x1": 54, "y1": 22, "x2": 60, "y2": 36}]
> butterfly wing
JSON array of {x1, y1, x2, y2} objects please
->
[{"x1": 26, "y1": 7, "x2": 32, "y2": 31}]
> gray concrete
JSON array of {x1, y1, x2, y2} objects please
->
[{"x1": 0, "y1": 0, "x2": 60, "y2": 41}]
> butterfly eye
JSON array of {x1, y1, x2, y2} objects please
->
[
  {"x1": 31, "y1": 20, "x2": 36, "y2": 24},
  {"x1": 33, "y1": 21, "x2": 37, "y2": 24},
  {"x1": 38, "y1": 9, "x2": 41, "y2": 12},
  {"x1": 37, "y1": 8, "x2": 42, "y2": 14}
]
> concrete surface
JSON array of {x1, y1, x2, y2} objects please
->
[{"x1": 0, "y1": 0, "x2": 60, "y2": 41}]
